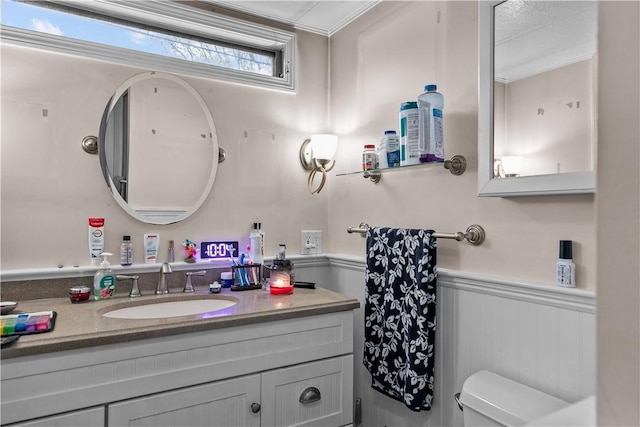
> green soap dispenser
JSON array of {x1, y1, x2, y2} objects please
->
[{"x1": 94, "y1": 252, "x2": 116, "y2": 300}]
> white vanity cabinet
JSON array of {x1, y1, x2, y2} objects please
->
[
  {"x1": 108, "y1": 355, "x2": 353, "y2": 427},
  {"x1": 1, "y1": 311, "x2": 355, "y2": 427}
]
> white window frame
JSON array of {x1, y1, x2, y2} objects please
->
[{"x1": 0, "y1": 0, "x2": 296, "y2": 91}]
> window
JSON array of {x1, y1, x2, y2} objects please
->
[{"x1": 1, "y1": 0, "x2": 296, "y2": 91}]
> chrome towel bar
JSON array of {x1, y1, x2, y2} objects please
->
[{"x1": 347, "y1": 222, "x2": 486, "y2": 246}]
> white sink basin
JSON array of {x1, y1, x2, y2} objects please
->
[{"x1": 102, "y1": 298, "x2": 238, "y2": 319}]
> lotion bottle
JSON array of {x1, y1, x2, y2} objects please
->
[
  {"x1": 94, "y1": 252, "x2": 116, "y2": 300},
  {"x1": 249, "y1": 223, "x2": 263, "y2": 265},
  {"x1": 556, "y1": 240, "x2": 576, "y2": 287}
]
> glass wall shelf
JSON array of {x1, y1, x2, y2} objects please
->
[{"x1": 335, "y1": 154, "x2": 466, "y2": 183}]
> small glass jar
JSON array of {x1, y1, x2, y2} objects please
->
[
  {"x1": 362, "y1": 144, "x2": 378, "y2": 171},
  {"x1": 69, "y1": 286, "x2": 91, "y2": 303},
  {"x1": 221, "y1": 271, "x2": 233, "y2": 288},
  {"x1": 269, "y1": 259, "x2": 293, "y2": 295}
]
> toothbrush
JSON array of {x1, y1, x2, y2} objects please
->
[
  {"x1": 231, "y1": 258, "x2": 244, "y2": 286},
  {"x1": 227, "y1": 245, "x2": 244, "y2": 286},
  {"x1": 247, "y1": 245, "x2": 259, "y2": 284},
  {"x1": 239, "y1": 253, "x2": 250, "y2": 285}
]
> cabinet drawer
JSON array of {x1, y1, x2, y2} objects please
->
[
  {"x1": 261, "y1": 355, "x2": 354, "y2": 427},
  {"x1": 6, "y1": 407, "x2": 104, "y2": 427}
]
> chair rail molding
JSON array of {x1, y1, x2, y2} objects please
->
[{"x1": 326, "y1": 254, "x2": 595, "y2": 313}]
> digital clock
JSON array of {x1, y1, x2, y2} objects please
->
[{"x1": 200, "y1": 241, "x2": 239, "y2": 260}]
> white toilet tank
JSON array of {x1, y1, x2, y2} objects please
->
[{"x1": 458, "y1": 370, "x2": 569, "y2": 426}]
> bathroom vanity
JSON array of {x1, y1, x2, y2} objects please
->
[{"x1": 1, "y1": 288, "x2": 359, "y2": 427}]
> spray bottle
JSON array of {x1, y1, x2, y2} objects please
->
[{"x1": 556, "y1": 240, "x2": 576, "y2": 287}]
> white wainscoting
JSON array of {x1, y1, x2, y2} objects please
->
[{"x1": 294, "y1": 255, "x2": 596, "y2": 427}]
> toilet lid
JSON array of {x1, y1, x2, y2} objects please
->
[{"x1": 460, "y1": 371, "x2": 569, "y2": 426}]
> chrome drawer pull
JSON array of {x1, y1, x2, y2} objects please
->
[{"x1": 299, "y1": 387, "x2": 321, "y2": 404}]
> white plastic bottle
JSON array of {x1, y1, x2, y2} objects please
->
[
  {"x1": 417, "y1": 84, "x2": 445, "y2": 163},
  {"x1": 93, "y1": 252, "x2": 116, "y2": 300},
  {"x1": 249, "y1": 223, "x2": 263, "y2": 265},
  {"x1": 257, "y1": 222, "x2": 265, "y2": 260},
  {"x1": 362, "y1": 144, "x2": 378, "y2": 170},
  {"x1": 379, "y1": 130, "x2": 401, "y2": 169},
  {"x1": 556, "y1": 240, "x2": 576, "y2": 287}
]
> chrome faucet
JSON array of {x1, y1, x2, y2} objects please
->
[
  {"x1": 184, "y1": 270, "x2": 206, "y2": 293},
  {"x1": 156, "y1": 262, "x2": 172, "y2": 294},
  {"x1": 116, "y1": 274, "x2": 141, "y2": 298}
]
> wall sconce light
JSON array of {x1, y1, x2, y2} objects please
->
[
  {"x1": 494, "y1": 156, "x2": 524, "y2": 178},
  {"x1": 299, "y1": 134, "x2": 338, "y2": 194},
  {"x1": 501, "y1": 155, "x2": 524, "y2": 177}
]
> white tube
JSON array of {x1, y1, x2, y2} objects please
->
[
  {"x1": 88, "y1": 218, "x2": 105, "y2": 266},
  {"x1": 144, "y1": 234, "x2": 160, "y2": 264}
]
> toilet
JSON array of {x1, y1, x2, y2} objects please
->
[{"x1": 457, "y1": 370, "x2": 570, "y2": 426}]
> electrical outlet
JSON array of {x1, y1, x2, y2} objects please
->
[{"x1": 300, "y1": 230, "x2": 322, "y2": 255}]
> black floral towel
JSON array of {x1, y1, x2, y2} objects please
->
[{"x1": 363, "y1": 227, "x2": 437, "y2": 412}]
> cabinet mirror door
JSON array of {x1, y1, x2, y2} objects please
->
[{"x1": 478, "y1": 1, "x2": 597, "y2": 197}]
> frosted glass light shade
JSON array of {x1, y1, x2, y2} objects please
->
[
  {"x1": 311, "y1": 134, "x2": 338, "y2": 160},
  {"x1": 502, "y1": 155, "x2": 524, "y2": 176}
]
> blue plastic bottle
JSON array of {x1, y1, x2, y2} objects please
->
[{"x1": 417, "y1": 84, "x2": 445, "y2": 163}]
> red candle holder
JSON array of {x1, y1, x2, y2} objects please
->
[{"x1": 269, "y1": 269, "x2": 293, "y2": 295}]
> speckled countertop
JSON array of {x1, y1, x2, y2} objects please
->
[{"x1": 1, "y1": 287, "x2": 360, "y2": 359}]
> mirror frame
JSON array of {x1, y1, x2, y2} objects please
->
[
  {"x1": 99, "y1": 71, "x2": 219, "y2": 224},
  {"x1": 478, "y1": 1, "x2": 596, "y2": 197}
]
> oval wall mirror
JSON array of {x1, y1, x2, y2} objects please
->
[
  {"x1": 99, "y1": 72, "x2": 218, "y2": 224},
  {"x1": 478, "y1": 1, "x2": 597, "y2": 196}
]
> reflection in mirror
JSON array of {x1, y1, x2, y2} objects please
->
[
  {"x1": 478, "y1": 1, "x2": 597, "y2": 196},
  {"x1": 494, "y1": 1, "x2": 597, "y2": 177},
  {"x1": 100, "y1": 72, "x2": 218, "y2": 224}
]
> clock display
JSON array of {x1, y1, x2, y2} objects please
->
[{"x1": 200, "y1": 241, "x2": 239, "y2": 260}]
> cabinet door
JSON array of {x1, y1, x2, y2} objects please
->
[
  {"x1": 261, "y1": 355, "x2": 354, "y2": 427},
  {"x1": 107, "y1": 374, "x2": 260, "y2": 427},
  {"x1": 7, "y1": 407, "x2": 104, "y2": 427}
]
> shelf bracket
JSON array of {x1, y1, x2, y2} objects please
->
[
  {"x1": 363, "y1": 170, "x2": 381, "y2": 183},
  {"x1": 444, "y1": 155, "x2": 466, "y2": 176}
]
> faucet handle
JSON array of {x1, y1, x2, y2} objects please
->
[
  {"x1": 184, "y1": 270, "x2": 206, "y2": 293},
  {"x1": 116, "y1": 274, "x2": 141, "y2": 298},
  {"x1": 186, "y1": 270, "x2": 207, "y2": 276}
]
